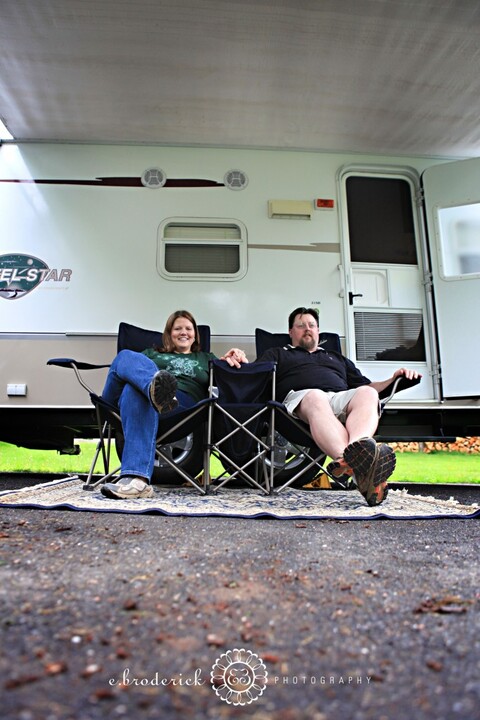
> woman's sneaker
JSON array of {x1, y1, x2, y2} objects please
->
[
  {"x1": 149, "y1": 370, "x2": 178, "y2": 413},
  {"x1": 101, "y1": 477, "x2": 154, "y2": 500}
]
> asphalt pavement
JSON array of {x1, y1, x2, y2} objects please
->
[{"x1": 0, "y1": 475, "x2": 479, "y2": 720}]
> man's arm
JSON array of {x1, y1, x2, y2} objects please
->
[{"x1": 369, "y1": 367, "x2": 422, "y2": 394}]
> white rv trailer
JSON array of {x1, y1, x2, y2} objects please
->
[{"x1": 1, "y1": 142, "x2": 480, "y2": 454}]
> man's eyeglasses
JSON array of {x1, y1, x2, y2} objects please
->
[{"x1": 293, "y1": 322, "x2": 317, "y2": 330}]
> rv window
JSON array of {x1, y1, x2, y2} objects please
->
[
  {"x1": 436, "y1": 203, "x2": 480, "y2": 278},
  {"x1": 165, "y1": 244, "x2": 240, "y2": 273},
  {"x1": 158, "y1": 219, "x2": 247, "y2": 281},
  {"x1": 346, "y1": 177, "x2": 417, "y2": 265}
]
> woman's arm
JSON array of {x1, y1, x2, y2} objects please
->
[{"x1": 220, "y1": 348, "x2": 249, "y2": 368}]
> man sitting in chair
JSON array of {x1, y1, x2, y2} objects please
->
[{"x1": 257, "y1": 307, "x2": 422, "y2": 506}]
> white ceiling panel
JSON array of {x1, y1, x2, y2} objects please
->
[{"x1": 1, "y1": 0, "x2": 480, "y2": 157}]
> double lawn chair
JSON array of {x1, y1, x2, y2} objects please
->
[{"x1": 47, "y1": 323, "x2": 420, "y2": 496}]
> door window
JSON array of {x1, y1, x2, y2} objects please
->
[{"x1": 346, "y1": 176, "x2": 418, "y2": 264}]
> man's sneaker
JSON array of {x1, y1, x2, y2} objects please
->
[
  {"x1": 343, "y1": 437, "x2": 377, "y2": 478},
  {"x1": 325, "y1": 457, "x2": 355, "y2": 489},
  {"x1": 149, "y1": 370, "x2": 178, "y2": 413},
  {"x1": 101, "y1": 476, "x2": 154, "y2": 500},
  {"x1": 355, "y1": 443, "x2": 396, "y2": 507}
]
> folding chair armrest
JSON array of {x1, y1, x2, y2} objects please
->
[
  {"x1": 47, "y1": 357, "x2": 111, "y2": 371},
  {"x1": 47, "y1": 358, "x2": 111, "y2": 395},
  {"x1": 379, "y1": 374, "x2": 421, "y2": 404}
]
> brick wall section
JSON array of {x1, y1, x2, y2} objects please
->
[{"x1": 389, "y1": 437, "x2": 480, "y2": 454}]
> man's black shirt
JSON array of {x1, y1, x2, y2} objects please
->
[{"x1": 259, "y1": 345, "x2": 371, "y2": 401}]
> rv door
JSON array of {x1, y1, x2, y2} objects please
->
[
  {"x1": 338, "y1": 166, "x2": 435, "y2": 401},
  {"x1": 422, "y1": 158, "x2": 480, "y2": 398}
]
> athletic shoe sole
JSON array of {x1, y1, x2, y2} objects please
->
[
  {"x1": 149, "y1": 370, "x2": 178, "y2": 413},
  {"x1": 325, "y1": 458, "x2": 355, "y2": 489},
  {"x1": 343, "y1": 437, "x2": 377, "y2": 477},
  {"x1": 355, "y1": 443, "x2": 396, "y2": 507}
]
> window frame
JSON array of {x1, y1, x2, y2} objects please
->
[
  {"x1": 434, "y1": 201, "x2": 480, "y2": 280},
  {"x1": 157, "y1": 217, "x2": 248, "y2": 282}
]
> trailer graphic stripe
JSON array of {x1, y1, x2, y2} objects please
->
[{"x1": 0, "y1": 177, "x2": 224, "y2": 188}]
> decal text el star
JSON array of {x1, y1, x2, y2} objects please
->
[{"x1": 0, "y1": 254, "x2": 72, "y2": 300}]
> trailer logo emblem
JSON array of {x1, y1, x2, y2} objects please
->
[{"x1": 0, "y1": 254, "x2": 72, "y2": 299}]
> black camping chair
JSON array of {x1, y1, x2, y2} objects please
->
[
  {"x1": 255, "y1": 328, "x2": 343, "y2": 490},
  {"x1": 47, "y1": 322, "x2": 211, "y2": 493},
  {"x1": 206, "y1": 358, "x2": 277, "y2": 494},
  {"x1": 254, "y1": 328, "x2": 421, "y2": 493}
]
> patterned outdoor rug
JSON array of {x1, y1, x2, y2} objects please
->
[{"x1": 0, "y1": 476, "x2": 479, "y2": 519}]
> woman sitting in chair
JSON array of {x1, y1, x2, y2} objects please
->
[{"x1": 100, "y1": 309, "x2": 248, "y2": 500}]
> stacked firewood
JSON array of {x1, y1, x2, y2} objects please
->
[{"x1": 389, "y1": 437, "x2": 480, "y2": 454}]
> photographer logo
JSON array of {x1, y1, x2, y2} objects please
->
[{"x1": 211, "y1": 648, "x2": 268, "y2": 706}]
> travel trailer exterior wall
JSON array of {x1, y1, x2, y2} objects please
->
[{"x1": 1, "y1": 142, "x2": 479, "y2": 452}]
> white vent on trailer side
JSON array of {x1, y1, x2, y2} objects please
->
[
  {"x1": 224, "y1": 169, "x2": 248, "y2": 190},
  {"x1": 267, "y1": 200, "x2": 312, "y2": 220},
  {"x1": 141, "y1": 168, "x2": 167, "y2": 188}
]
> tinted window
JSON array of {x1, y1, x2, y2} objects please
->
[{"x1": 346, "y1": 177, "x2": 417, "y2": 264}]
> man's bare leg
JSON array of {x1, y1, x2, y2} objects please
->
[
  {"x1": 296, "y1": 385, "x2": 380, "y2": 460},
  {"x1": 343, "y1": 385, "x2": 380, "y2": 445},
  {"x1": 295, "y1": 390, "x2": 348, "y2": 460}
]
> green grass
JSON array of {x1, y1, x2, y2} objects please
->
[
  {"x1": 391, "y1": 451, "x2": 480, "y2": 484},
  {"x1": 0, "y1": 441, "x2": 479, "y2": 483},
  {"x1": 0, "y1": 441, "x2": 119, "y2": 475}
]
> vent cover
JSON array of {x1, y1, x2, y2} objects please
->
[
  {"x1": 141, "y1": 168, "x2": 167, "y2": 188},
  {"x1": 224, "y1": 169, "x2": 249, "y2": 191},
  {"x1": 268, "y1": 200, "x2": 312, "y2": 220}
]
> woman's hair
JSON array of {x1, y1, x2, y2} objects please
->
[
  {"x1": 156, "y1": 310, "x2": 202, "y2": 353},
  {"x1": 288, "y1": 306, "x2": 319, "y2": 329}
]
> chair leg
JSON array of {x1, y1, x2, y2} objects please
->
[
  {"x1": 272, "y1": 447, "x2": 327, "y2": 494},
  {"x1": 154, "y1": 447, "x2": 206, "y2": 494},
  {"x1": 82, "y1": 421, "x2": 120, "y2": 491},
  {"x1": 203, "y1": 439, "x2": 212, "y2": 494}
]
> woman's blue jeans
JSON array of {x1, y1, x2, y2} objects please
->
[{"x1": 101, "y1": 349, "x2": 194, "y2": 482}]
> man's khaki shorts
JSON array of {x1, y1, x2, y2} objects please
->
[{"x1": 283, "y1": 387, "x2": 377, "y2": 425}]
